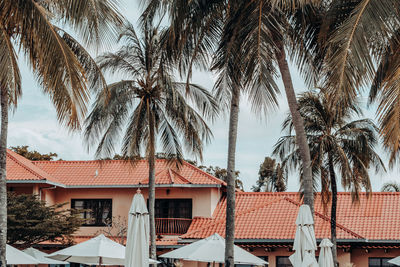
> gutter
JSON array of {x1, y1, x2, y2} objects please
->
[
  {"x1": 7, "y1": 180, "x2": 65, "y2": 188},
  {"x1": 64, "y1": 184, "x2": 222, "y2": 189}
]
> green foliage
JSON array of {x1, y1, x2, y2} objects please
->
[
  {"x1": 7, "y1": 193, "x2": 84, "y2": 248},
  {"x1": 381, "y1": 182, "x2": 400, "y2": 192},
  {"x1": 197, "y1": 165, "x2": 243, "y2": 191},
  {"x1": 10, "y1": 146, "x2": 59, "y2": 161},
  {"x1": 252, "y1": 157, "x2": 287, "y2": 192}
]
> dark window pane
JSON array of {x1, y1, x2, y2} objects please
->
[
  {"x1": 71, "y1": 199, "x2": 112, "y2": 226},
  {"x1": 369, "y1": 258, "x2": 395, "y2": 267},
  {"x1": 153, "y1": 199, "x2": 192, "y2": 219},
  {"x1": 277, "y1": 256, "x2": 293, "y2": 267}
]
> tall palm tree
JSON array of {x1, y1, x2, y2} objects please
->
[
  {"x1": 273, "y1": 90, "x2": 385, "y2": 265},
  {"x1": 316, "y1": 0, "x2": 400, "y2": 165},
  {"x1": 84, "y1": 23, "x2": 218, "y2": 261},
  {"x1": 252, "y1": 157, "x2": 287, "y2": 192},
  {"x1": 0, "y1": 2, "x2": 123, "y2": 265},
  {"x1": 141, "y1": 1, "x2": 319, "y2": 265},
  {"x1": 381, "y1": 182, "x2": 400, "y2": 192}
]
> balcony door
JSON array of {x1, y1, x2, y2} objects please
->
[{"x1": 155, "y1": 199, "x2": 192, "y2": 219}]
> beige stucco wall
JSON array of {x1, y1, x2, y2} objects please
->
[
  {"x1": 51, "y1": 186, "x2": 221, "y2": 236},
  {"x1": 351, "y1": 248, "x2": 400, "y2": 267}
]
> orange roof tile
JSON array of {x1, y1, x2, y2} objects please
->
[
  {"x1": 183, "y1": 192, "x2": 400, "y2": 242},
  {"x1": 6, "y1": 149, "x2": 61, "y2": 184},
  {"x1": 5, "y1": 151, "x2": 224, "y2": 187}
]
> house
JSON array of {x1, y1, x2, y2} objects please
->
[{"x1": 6, "y1": 149, "x2": 400, "y2": 267}]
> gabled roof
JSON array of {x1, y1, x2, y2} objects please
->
[
  {"x1": 6, "y1": 150, "x2": 225, "y2": 188},
  {"x1": 183, "y1": 192, "x2": 400, "y2": 242},
  {"x1": 6, "y1": 149, "x2": 62, "y2": 185}
]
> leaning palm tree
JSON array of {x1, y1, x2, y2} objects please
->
[
  {"x1": 141, "y1": 1, "x2": 320, "y2": 265},
  {"x1": 84, "y1": 23, "x2": 218, "y2": 261},
  {"x1": 381, "y1": 182, "x2": 400, "y2": 192},
  {"x1": 0, "y1": 2, "x2": 123, "y2": 264},
  {"x1": 273, "y1": 90, "x2": 385, "y2": 265}
]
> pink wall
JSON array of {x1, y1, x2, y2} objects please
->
[
  {"x1": 51, "y1": 186, "x2": 221, "y2": 236},
  {"x1": 351, "y1": 248, "x2": 400, "y2": 267}
]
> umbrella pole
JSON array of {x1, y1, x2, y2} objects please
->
[{"x1": 99, "y1": 256, "x2": 102, "y2": 267}]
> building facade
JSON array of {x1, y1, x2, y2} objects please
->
[{"x1": 6, "y1": 150, "x2": 400, "y2": 267}]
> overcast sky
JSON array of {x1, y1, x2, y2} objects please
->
[{"x1": 8, "y1": 2, "x2": 400, "y2": 191}]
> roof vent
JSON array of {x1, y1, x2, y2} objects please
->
[{"x1": 94, "y1": 169, "x2": 99, "y2": 177}]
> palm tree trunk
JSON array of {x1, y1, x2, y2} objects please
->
[
  {"x1": 0, "y1": 88, "x2": 8, "y2": 267},
  {"x1": 275, "y1": 41, "x2": 314, "y2": 213},
  {"x1": 225, "y1": 86, "x2": 240, "y2": 267},
  {"x1": 148, "y1": 110, "x2": 157, "y2": 264},
  {"x1": 328, "y1": 153, "x2": 338, "y2": 266}
]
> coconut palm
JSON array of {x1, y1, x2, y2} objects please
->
[
  {"x1": 0, "y1": 2, "x2": 123, "y2": 264},
  {"x1": 316, "y1": 0, "x2": 400, "y2": 166},
  {"x1": 273, "y1": 90, "x2": 385, "y2": 265},
  {"x1": 252, "y1": 157, "x2": 287, "y2": 192},
  {"x1": 381, "y1": 182, "x2": 400, "y2": 192},
  {"x1": 140, "y1": 1, "x2": 320, "y2": 265},
  {"x1": 84, "y1": 23, "x2": 218, "y2": 261}
]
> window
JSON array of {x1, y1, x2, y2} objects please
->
[
  {"x1": 277, "y1": 256, "x2": 292, "y2": 267},
  {"x1": 154, "y1": 199, "x2": 192, "y2": 218},
  {"x1": 71, "y1": 199, "x2": 112, "y2": 226},
  {"x1": 369, "y1": 258, "x2": 395, "y2": 267}
]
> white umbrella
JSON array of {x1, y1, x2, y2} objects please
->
[
  {"x1": 389, "y1": 257, "x2": 400, "y2": 266},
  {"x1": 289, "y1": 205, "x2": 318, "y2": 267},
  {"x1": 47, "y1": 234, "x2": 158, "y2": 266},
  {"x1": 24, "y1": 247, "x2": 66, "y2": 265},
  {"x1": 318, "y1": 239, "x2": 334, "y2": 267},
  {"x1": 125, "y1": 190, "x2": 150, "y2": 267},
  {"x1": 6, "y1": 244, "x2": 39, "y2": 265},
  {"x1": 160, "y1": 233, "x2": 267, "y2": 266},
  {"x1": 47, "y1": 234, "x2": 126, "y2": 265}
]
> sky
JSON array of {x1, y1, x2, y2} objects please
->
[{"x1": 7, "y1": 1, "x2": 400, "y2": 191}]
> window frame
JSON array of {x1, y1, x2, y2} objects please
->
[
  {"x1": 71, "y1": 198, "x2": 112, "y2": 227},
  {"x1": 369, "y1": 257, "x2": 395, "y2": 267},
  {"x1": 153, "y1": 198, "x2": 193, "y2": 219}
]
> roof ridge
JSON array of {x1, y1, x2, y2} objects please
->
[
  {"x1": 182, "y1": 161, "x2": 226, "y2": 185},
  {"x1": 283, "y1": 197, "x2": 365, "y2": 240},
  {"x1": 182, "y1": 196, "x2": 285, "y2": 238},
  {"x1": 170, "y1": 168, "x2": 192, "y2": 184},
  {"x1": 7, "y1": 149, "x2": 57, "y2": 182}
]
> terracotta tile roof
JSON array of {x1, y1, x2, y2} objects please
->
[
  {"x1": 182, "y1": 192, "x2": 400, "y2": 242},
  {"x1": 6, "y1": 149, "x2": 61, "y2": 184},
  {"x1": 5, "y1": 150, "x2": 224, "y2": 187}
]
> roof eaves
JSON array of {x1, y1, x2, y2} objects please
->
[
  {"x1": 7, "y1": 179, "x2": 66, "y2": 188},
  {"x1": 64, "y1": 184, "x2": 222, "y2": 189}
]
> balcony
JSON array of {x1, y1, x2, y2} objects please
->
[{"x1": 155, "y1": 218, "x2": 192, "y2": 235}]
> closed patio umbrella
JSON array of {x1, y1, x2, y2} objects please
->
[
  {"x1": 160, "y1": 233, "x2": 267, "y2": 266},
  {"x1": 6, "y1": 244, "x2": 39, "y2": 265},
  {"x1": 289, "y1": 205, "x2": 318, "y2": 267},
  {"x1": 24, "y1": 247, "x2": 66, "y2": 265},
  {"x1": 318, "y1": 239, "x2": 334, "y2": 267},
  {"x1": 125, "y1": 190, "x2": 150, "y2": 267}
]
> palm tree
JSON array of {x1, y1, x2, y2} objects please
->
[
  {"x1": 252, "y1": 157, "x2": 287, "y2": 192},
  {"x1": 0, "y1": 2, "x2": 123, "y2": 264},
  {"x1": 316, "y1": 1, "x2": 400, "y2": 165},
  {"x1": 381, "y1": 182, "x2": 400, "y2": 192},
  {"x1": 84, "y1": 23, "x2": 218, "y2": 261},
  {"x1": 273, "y1": 90, "x2": 385, "y2": 265},
  {"x1": 141, "y1": 1, "x2": 319, "y2": 265}
]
